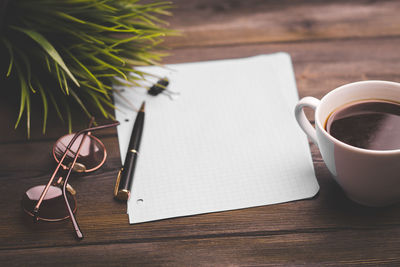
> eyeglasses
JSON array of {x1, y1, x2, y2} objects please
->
[{"x1": 22, "y1": 119, "x2": 119, "y2": 239}]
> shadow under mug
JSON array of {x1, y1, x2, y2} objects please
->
[{"x1": 295, "y1": 80, "x2": 400, "y2": 207}]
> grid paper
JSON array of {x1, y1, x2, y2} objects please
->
[{"x1": 114, "y1": 53, "x2": 319, "y2": 224}]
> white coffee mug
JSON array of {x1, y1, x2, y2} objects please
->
[{"x1": 295, "y1": 80, "x2": 400, "y2": 206}]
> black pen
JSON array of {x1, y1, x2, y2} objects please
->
[{"x1": 114, "y1": 101, "x2": 145, "y2": 201}]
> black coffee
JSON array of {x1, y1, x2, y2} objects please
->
[{"x1": 325, "y1": 99, "x2": 400, "y2": 150}]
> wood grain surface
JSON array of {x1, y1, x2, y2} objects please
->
[{"x1": 1, "y1": 0, "x2": 400, "y2": 266}]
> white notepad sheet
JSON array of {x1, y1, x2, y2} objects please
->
[{"x1": 114, "y1": 53, "x2": 319, "y2": 224}]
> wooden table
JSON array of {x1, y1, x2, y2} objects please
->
[{"x1": 1, "y1": 0, "x2": 400, "y2": 265}]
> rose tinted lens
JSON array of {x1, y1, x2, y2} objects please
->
[
  {"x1": 22, "y1": 185, "x2": 77, "y2": 221},
  {"x1": 53, "y1": 133, "x2": 106, "y2": 172}
]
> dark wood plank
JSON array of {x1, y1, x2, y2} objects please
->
[
  {"x1": 165, "y1": 0, "x2": 400, "y2": 48},
  {"x1": 1, "y1": 132, "x2": 400, "y2": 249},
  {"x1": 1, "y1": 228, "x2": 400, "y2": 266},
  {"x1": 3, "y1": 163, "x2": 400, "y2": 250}
]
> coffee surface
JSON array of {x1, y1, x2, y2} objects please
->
[{"x1": 325, "y1": 99, "x2": 400, "y2": 150}]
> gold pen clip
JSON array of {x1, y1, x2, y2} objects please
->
[{"x1": 114, "y1": 168, "x2": 123, "y2": 197}]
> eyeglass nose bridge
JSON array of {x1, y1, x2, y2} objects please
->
[
  {"x1": 55, "y1": 176, "x2": 77, "y2": 196},
  {"x1": 67, "y1": 162, "x2": 87, "y2": 173}
]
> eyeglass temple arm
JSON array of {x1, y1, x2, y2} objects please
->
[
  {"x1": 62, "y1": 121, "x2": 120, "y2": 239},
  {"x1": 62, "y1": 130, "x2": 91, "y2": 239},
  {"x1": 33, "y1": 121, "x2": 120, "y2": 231}
]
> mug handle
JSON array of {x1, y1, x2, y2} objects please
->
[{"x1": 295, "y1": 96, "x2": 321, "y2": 145}]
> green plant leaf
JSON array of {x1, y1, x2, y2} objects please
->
[
  {"x1": 61, "y1": 69, "x2": 69, "y2": 95},
  {"x1": 80, "y1": 81, "x2": 109, "y2": 95},
  {"x1": 69, "y1": 88, "x2": 92, "y2": 118},
  {"x1": 14, "y1": 72, "x2": 27, "y2": 128},
  {"x1": 87, "y1": 53, "x2": 128, "y2": 80},
  {"x1": 14, "y1": 62, "x2": 31, "y2": 138},
  {"x1": 47, "y1": 89, "x2": 64, "y2": 122},
  {"x1": 14, "y1": 47, "x2": 36, "y2": 93},
  {"x1": 54, "y1": 62, "x2": 67, "y2": 95},
  {"x1": 36, "y1": 81, "x2": 48, "y2": 134},
  {"x1": 2, "y1": 38, "x2": 14, "y2": 77},
  {"x1": 10, "y1": 26, "x2": 80, "y2": 87},
  {"x1": 64, "y1": 49, "x2": 103, "y2": 88},
  {"x1": 66, "y1": 103, "x2": 72, "y2": 133},
  {"x1": 44, "y1": 55, "x2": 52, "y2": 72},
  {"x1": 86, "y1": 90, "x2": 108, "y2": 118}
]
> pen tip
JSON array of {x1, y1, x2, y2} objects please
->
[{"x1": 140, "y1": 101, "x2": 145, "y2": 112}]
